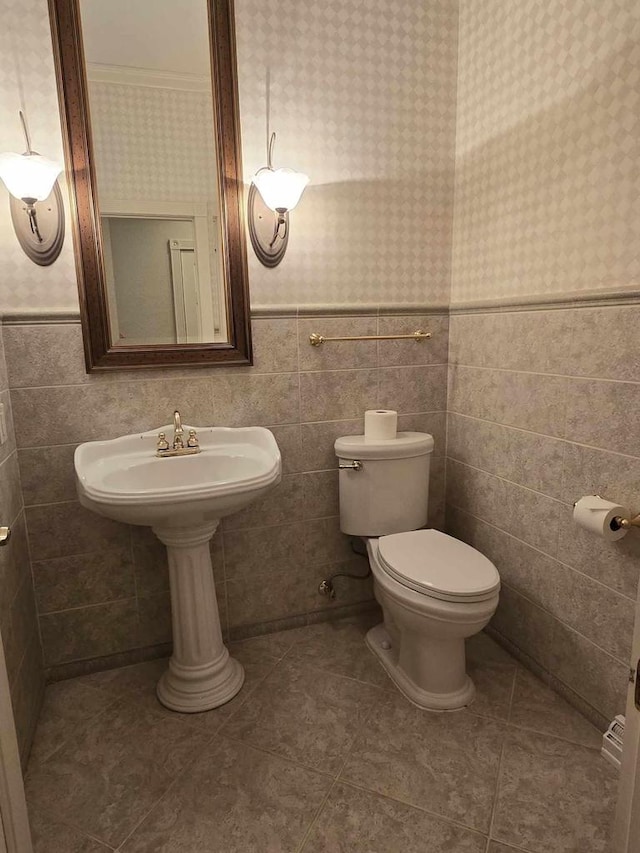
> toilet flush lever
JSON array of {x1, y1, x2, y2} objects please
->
[{"x1": 339, "y1": 460, "x2": 363, "y2": 471}]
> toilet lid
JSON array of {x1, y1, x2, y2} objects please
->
[{"x1": 377, "y1": 530, "x2": 500, "y2": 601}]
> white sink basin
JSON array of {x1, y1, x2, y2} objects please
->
[
  {"x1": 73, "y1": 423, "x2": 282, "y2": 715},
  {"x1": 75, "y1": 425, "x2": 281, "y2": 527}
]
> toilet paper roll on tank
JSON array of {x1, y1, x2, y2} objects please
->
[
  {"x1": 364, "y1": 410, "x2": 398, "y2": 441},
  {"x1": 573, "y1": 495, "x2": 629, "y2": 541}
]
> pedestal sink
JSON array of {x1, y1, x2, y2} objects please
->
[{"x1": 74, "y1": 424, "x2": 281, "y2": 713}]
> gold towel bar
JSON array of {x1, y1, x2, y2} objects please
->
[{"x1": 309, "y1": 330, "x2": 431, "y2": 347}]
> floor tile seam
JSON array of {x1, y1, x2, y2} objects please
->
[
  {"x1": 485, "y1": 726, "x2": 511, "y2": 844},
  {"x1": 210, "y1": 655, "x2": 282, "y2": 727},
  {"x1": 213, "y1": 730, "x2": 339, "y2": 781},
  {"x1": 26, "y1": 803, "x2": 118, "y2": 851},
  {"x1": 295, "y1": 777, "x2": 340, "y2": 853},
  {"x1": 333, "y1": 777, "x2": 491, "y2": 839},
  {"x1": 275, "y1": 651, "x2": 393, "y2": 693},
  {"x1": 505, "y1": 659, "x2": 519, "y2": 723},
  {"x1": 504, "y1": 720, "x2": 602, "y2": 752},
  {"x1": 30, "y1": 692, "x2": 126, "y2": 770},
  {"x1": 111, "y1": 728, "x2": 221, "y2": 850}
]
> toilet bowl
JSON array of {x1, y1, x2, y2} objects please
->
[
  {"x1": 365, "y1": 531, "x2": 500, "y2": 710},
  {"x1": 335, "y1": 431, "x2": 501, "y2": 711}
]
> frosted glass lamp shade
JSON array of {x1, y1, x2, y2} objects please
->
[
  {"x1": 251, "y1": 167, "x2": 309, "y2": 212},
  {"x1": 0, "y1": 152, "x2": 62, "y2": 201}
]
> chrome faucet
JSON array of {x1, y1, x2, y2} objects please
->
[{"x1": 156, "y1": 410, "x2": 200, "y2": 457}]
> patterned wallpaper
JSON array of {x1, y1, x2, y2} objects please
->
[
  {"x1": 451, "y1": 0, "x2": 640, "y2": 304},
  {"x1": 89, "y1": 82, "x2": 218, "y2": 204},
  {"x1": 0, "y1": 0, "x2": 459, "y2": 311}
]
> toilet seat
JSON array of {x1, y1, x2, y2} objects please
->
[{"x1": 377, "y1": 529, "x2": 500, "y2": 603}]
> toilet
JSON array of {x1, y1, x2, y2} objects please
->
[{"x1": 335, "y1": 431, "x2": 500, "y2": 711}]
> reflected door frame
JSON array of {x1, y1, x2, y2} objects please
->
[
  {"x1": 0, "y1": 631, "x2": 32, "y2": 852},
  {"x1": 100, "y1": 198, "x2": 224, "y2": 345}
]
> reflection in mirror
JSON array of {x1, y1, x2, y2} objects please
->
[{"x1": 79, "y1": 0, "x2": 228, "y2": 345}]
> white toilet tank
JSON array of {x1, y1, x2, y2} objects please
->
[{"x1": 334, "y1": 432, "x2": 434, "y2": 537}]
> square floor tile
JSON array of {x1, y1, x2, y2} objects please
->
[
  {"x1": 341, "y1": 692, "x2": 505, "y2": 833},
  {"x1": 286, "y1": 615, "x2": 391, "y2": 689},
  {"x1": 28, "y1": 681, "x2": 113, "y2": 765},
  {"x1": 222, "y1": 659, "x2": 383, "y2": 774},
  {"x1": 29, "y1": 809, "x2": 111, "y2": 853},
  {"x1": 302, "y1": 782, "x2": 488, "y2": 852},
  {"x1": 492, "y1": 728, "x2": 616, "y2": 853},
  {"x1": 122, "y1": 737, "x2": 330, "y2": 853},
  {"x1": 26, "y1": 696, "x2": 208, "y2": 848},
  {"x1": 509, "y1": 668, "x2": 602, "y2": 748}
]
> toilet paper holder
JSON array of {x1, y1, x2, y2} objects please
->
[{"x1": 611, "y1": 513, "x2": 640, "y2": 531}]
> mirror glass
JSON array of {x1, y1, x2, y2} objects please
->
[{"x1": 78, "y1": 0, "x2": 228, "y2": 346}]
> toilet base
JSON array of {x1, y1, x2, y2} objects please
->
[{"x1": 366, "y1": 623, "x2": 476, "y2": 711}]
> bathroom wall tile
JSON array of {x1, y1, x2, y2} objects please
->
[
  {"x1": 298, "y1": 317, "x2": 377, "y2": 371},
  {"x1": 556, "y1": 502, "x2": 640, "y2": 600},
  {"x1": 342, "y1": 692, "x2": 504, "y2": 832},
  {"x1": 26, "y1": 501, "x2": 131, "y2": 562},
  {"x1": 299, "y1": 418, "x2": 364, "y2": 472},
  {"x1": 446, "y1": 459, "x2": 561, "y2": 555},
  {"x1": 131, "y1": 527, "x2": 170, "y2": 596},
  {"x1": 565, "y1": 377, "x2": 640, "y2": 456},
  {"x1": 509, "y1": 668, "x2": 602, "y2": 749},
  {"x1": 19, "y1": 445, "x2": 77, "y2": 506},
  {"x1": 303, "y1": 517, "x2": 354, "y2": 566},
  {"x1": 3, "y1": 323, "x2": 89, "y2": 388},
  {"x1": 223, "y1": 474, "x2": 304, "y2": 530},
  {"x1": 547, "y1": 617, "x2": 629, "y2": 722},
  {"x1": 39, "y1": 598, "x2": 139, "y2": 666},
  {"x1": 378, "y1": 365, "x2": 447, "y2": 413},
  {"x1": 377, "y1": 313, "x2": 449, "y2": 366},
  {"x1": 11, "y1": 635, "x2": 44, "y2": 767},
  {"x1": 448, "y1": 313, "x2": 497, "y2": 368},
  {"x1": 0, "y1": 514, "x2": 31, "y2": 616},
  {"x1": 32, "y1": 548, "x2": 135, "y2": 614},
  {"x1": 303, "y1": 782, "x2": 487, "y2": 853},
  {"x1": 448, "y1": 366, "x2": 568, "y2": 437},
  {"x1": 567, "y1": 305, "x2": 640, "y2": 382},
  {"x1": 303, "y1": 470, "x2": 339, "y2": 519},
  {"x1": 2, "y1": 574, "x2": 40, "y2": 685},
  {"x1": 0, "y1": 326, "x2": 8, "y2": 392},
  {"x1": 397, "y1": 411, "x2": 448, "y2": 455},
  {"x1": 490, "y1": 585, "x2": 558, "y2": 675},
  {"x1": 223, "y1": 658, "x2": 382, "y2": 774},
  {"x1": 267, "y1": 424, "x2": 304, "y2": 473},
  {"x1": 428, "y1": 456, "x2": 446, "y2": 530},
  {"x1": 224, "y1": 521, "x2": 306, "y2": 580},
  {"x1": 560, "y1": 441, "x2": 640, "y2": 509},
  {"x1": 211, "y1": 372, "x2": 299, "y2": 427},
  {"x1": 0, "y1": 453, "x2": 23, "y2": 523},
  {"x1": 300, "y1": 370, "x2": 378, "y2": 422},
  {"x1": 492, "y1": 728, "x2": 616, "y2": 853},
  {"x1": 447, "y1": 413, "x2": 565, "y2": 498},
  {"x1": 137, "y1": 592, "x2": 172, "y2": 646},
  {"x1": 248, "y1": 318, "x2": 299, "y2": 373},
  {"x1": 12, "y1": 378, "x2": 215, "y2": 447},
  {"x1": 0, "y1": 390, "x2": 16, "y2": 466}
]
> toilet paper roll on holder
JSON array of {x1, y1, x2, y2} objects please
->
[{"x1": 574, "y1": 495, "x2": 640, "y2": 531}]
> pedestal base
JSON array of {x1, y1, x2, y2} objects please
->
[{"x1": 153, "y1": 521, "x2": 244, "y2": 713}]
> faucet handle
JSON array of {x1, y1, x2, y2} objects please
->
[
  {"x1": 157, "y1": 432, "x2": 169, "y2": 451},
  {"x1": 187, "y1": 429, "x2": 199, "y2": 448}
]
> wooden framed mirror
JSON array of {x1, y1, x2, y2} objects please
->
[{"x1": 48, "y1": 0, "x2": 252, "y2": 370}]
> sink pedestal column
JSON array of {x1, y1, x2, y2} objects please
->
[{"x1": 153, "y1": 521, "x2": 244, "y2": 713}]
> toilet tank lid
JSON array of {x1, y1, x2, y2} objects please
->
[{"x1": 335, "y1": 432, "x2": 434, "y2": 460}]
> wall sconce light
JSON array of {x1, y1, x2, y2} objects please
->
[
  {"x1": 248, "y1": 132, "x2": 309, "y2": 268},
  {"x1": 0, "y1": 111, "x2": 65, "y2": 266}
]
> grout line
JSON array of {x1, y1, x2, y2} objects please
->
[
  {"x1": 451, "y1": 361, "x2": 640, "y2": 387},
  {"x1": 447, "y1": 457, "x2": 569, "y2": 506},
  {"x1": 447, "y1": 501, "x2": 639, "y2": 604}
]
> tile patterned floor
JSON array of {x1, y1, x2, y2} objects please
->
[{"x1": 25, "y1": 614, "x2": 617, "y2": 852}]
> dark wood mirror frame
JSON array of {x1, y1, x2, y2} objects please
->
[{"x1": 48, "y1": 0, "x2": 252, "y2": 370}]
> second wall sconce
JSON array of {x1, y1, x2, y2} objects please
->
[
  {"x1": 248, "y1": 132, "x2": 309, "y2": 267},
  {"x1": 0, "y1": 111, "x2": 65, "y2": 266}
]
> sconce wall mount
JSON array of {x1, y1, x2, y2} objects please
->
[
  {"x1": 0, "y1": 112, "x2": 65, "y2": 266},
  {"x1": 248, "y1": 132, "x2": 308, "y2": 268}
]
